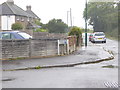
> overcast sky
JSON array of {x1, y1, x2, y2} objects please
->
[{"x1": 0, "y1": 0, "x2": 88, "y2": 28}]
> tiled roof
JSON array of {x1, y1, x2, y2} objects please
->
[
  {"x1": 0, "y1": 2, "x2": 33, "y2": 17},
  {"x1": 26, "y1": 10, "x2": 40, "y2": 19}
]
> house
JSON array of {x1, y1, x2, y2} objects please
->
[
  {"x1": 0, "y1": 0, "x2": 40, "y2": 31},
  {"x1": 26, "y1": 5, "x2": 41, "y2": 29}
]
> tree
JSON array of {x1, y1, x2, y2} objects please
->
[
  {"x1": 34, "y1": 20, "x2": 42, "y2": 26},
  {"x1": 12, "y1": 22, "x2": 23, "y2": 30},
  {"x1": 68, "y1": 26, "x2": 82, "y2": 46},
  {"x1": 83, "y1": 1, "x2": 118, "y2": 39},
  {"x1": 46, "y1": 19, "x2": 68, "y2": 33}
]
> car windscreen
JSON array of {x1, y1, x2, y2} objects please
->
[{"x1": 18, "y1": 32, "x2": 32, "y2": 39}]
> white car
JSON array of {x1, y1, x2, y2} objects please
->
[{"x1": 91, "y1": 32, "x2": 106, "y2": 43}]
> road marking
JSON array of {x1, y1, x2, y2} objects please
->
[{"x1": 104, "y1": 82, "x2": 119, "y2": 88}]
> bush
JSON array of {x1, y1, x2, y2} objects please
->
[
  {"x1": 12, "y1": 22, "x2": 23, "y2": 30},
  {"x1": 68, "y1": 26, "x2": 82, "y2": 37},
  {"x1": 68, "y1": 26, "x2": 82, "y2": 46}
]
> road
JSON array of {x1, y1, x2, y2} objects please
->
[{"x1": 2, "y1": 36, "x2": 118, "y2": 88}]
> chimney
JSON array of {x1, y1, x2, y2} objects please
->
[
  {"x1": 7, "y1": 0, "x2": 14, "y2": 5},
  {"x1": 26, "y1": 6, "x2": 31, "y2": 11}
]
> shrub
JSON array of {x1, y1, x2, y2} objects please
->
[
  {"x1": 68, "y1": 26, "x2": 82, "y2": 46},
  {"x1": 68, "y1": 26, "x2": 82, "y2": 36},
  {"x1": 12, "y1": 22, "x2": 23, "y2": 30}
]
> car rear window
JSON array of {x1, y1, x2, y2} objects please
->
[
  {"x1": 90, "y1": 34, "x2": 93, "y2": 36},
  {"x1": 95, "y1": 33, "x2": 105, "y2": 36}
]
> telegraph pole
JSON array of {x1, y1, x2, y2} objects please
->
[
  {"x1": 70, "y1": 8, "x2": 73, "y2": 27},
  {"x1": 67, "y1": 11, "x2": 69, "y2": 26},
  {"x1": 85, "y1": 0, "x2": 87, "y2": 47}
]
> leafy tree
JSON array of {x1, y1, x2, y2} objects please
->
[
  {"x1": 12, "y1": 22, "x2": 23, "y2": 30},
  {"x1": 69, "y1": 26, "x2": 82, "y2": 36},
  {"x1": 34, "y1": 20, "x2": 42, "y2": 26},
  {"x1": 83, "y1": 1, "x2": 118, "y2": 39},
  {"x1": 46, "y1": 19, "x2": 68, "y2": 33},
  {"x1": 68, "y1": 26, "x2": 82, "y2": 46}
]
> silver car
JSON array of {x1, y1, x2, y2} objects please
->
[{"x1": 91, "y1": 32, "x2": 106, "y2": 43}]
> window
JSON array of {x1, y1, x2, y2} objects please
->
[
  {"x1": 18, "y1": 32, "x2": 32, "y2": 39},
  {"x1": 17, "y1": 18, "x2": 19, "y2": 21},
  {"x1": 1, "y1": 33, "x2": 16, "y2": 39},
  {"x1": 27, "y1": 18, "x2": 30, "y2": 21},
  {"x1": 95, "y1": 34, "x2": 105, "y2": 36},
  {"x1": 21, "y1": 17, "x2": 24, "y2": 22},
  {"x1": 2, "y1": 33, "x2": 11, "y2": 39}
]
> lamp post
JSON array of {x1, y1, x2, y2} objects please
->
[{"x1": 85, "y1": 0, "x2": 87, "y2": 47}]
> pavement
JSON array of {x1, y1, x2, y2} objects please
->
[{"x1": 2, "y1": 41, "x2": 114, "y2": 71}]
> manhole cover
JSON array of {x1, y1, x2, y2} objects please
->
[{"x1": 104, "y1": 82, "x2": 119, "y2": 88}]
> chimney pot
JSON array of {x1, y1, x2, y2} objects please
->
[
  {"x1": 7, "y1": 0, "x2": 14, "y2": 5},
  {"x1": 26, "y1": 6, "x2": 31, "y2": 11}
]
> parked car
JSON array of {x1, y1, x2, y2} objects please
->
[
  {"x1": 89, "y1": 33, "x2": 93, "y2": 41},
  {"x1": 91, "y1": 32, "x2": 106, "y2": 43},
  {"x1": 0, "y1": 31, "x2": 32, "y2": 39}
]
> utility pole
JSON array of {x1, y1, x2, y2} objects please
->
[
  {"x1": 70, "y1": 8, "x2": 72, "y2": 27},
  {"x1": 67, "y1": 11, "x2": 69, "y2": 26},
  {"x1": 73, "y1": 16, "x2": 74, "y2": 26},
  {"x1": 85, "y1": 0, "x2": 87, "y2": 47}
]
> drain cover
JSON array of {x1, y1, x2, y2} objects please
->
[{"x1": 104, "y1": 82, "x2": 119, "y2": 88}]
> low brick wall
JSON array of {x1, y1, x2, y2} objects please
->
[{"x1": 67, "y1": 36, "x2": 77, "y2": 53}]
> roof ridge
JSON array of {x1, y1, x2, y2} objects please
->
[
  {"x1": 30, "y1": 10, "x2": 37, "y2": 17},
  {"x1": 26, "y1": 10, "x2": 40, "y2": 19},
  {"x1": 13, "y1": 4, "x2": 33, "y2": 17},
  {"x1": 6, "y1": 2, "x2": 16, "y2": 15}
]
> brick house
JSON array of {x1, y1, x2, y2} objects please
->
[
  {"x1": 0, "y1": 0, "x2": 40, "y2": 31},
  {"x1": 26, "y1": 5, "x2": 41, "y2": 29}
]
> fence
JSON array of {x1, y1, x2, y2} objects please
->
[
  {"x1": 1, "y1": 35, "x2": 82, "y2": 60},
  {"x1": 1, "y1": 39, "x2": 58, "y2": 60}
]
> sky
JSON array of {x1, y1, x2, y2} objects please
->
[{"x1": 0, "y1": 0, "x2": 89, "y2": 28}]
